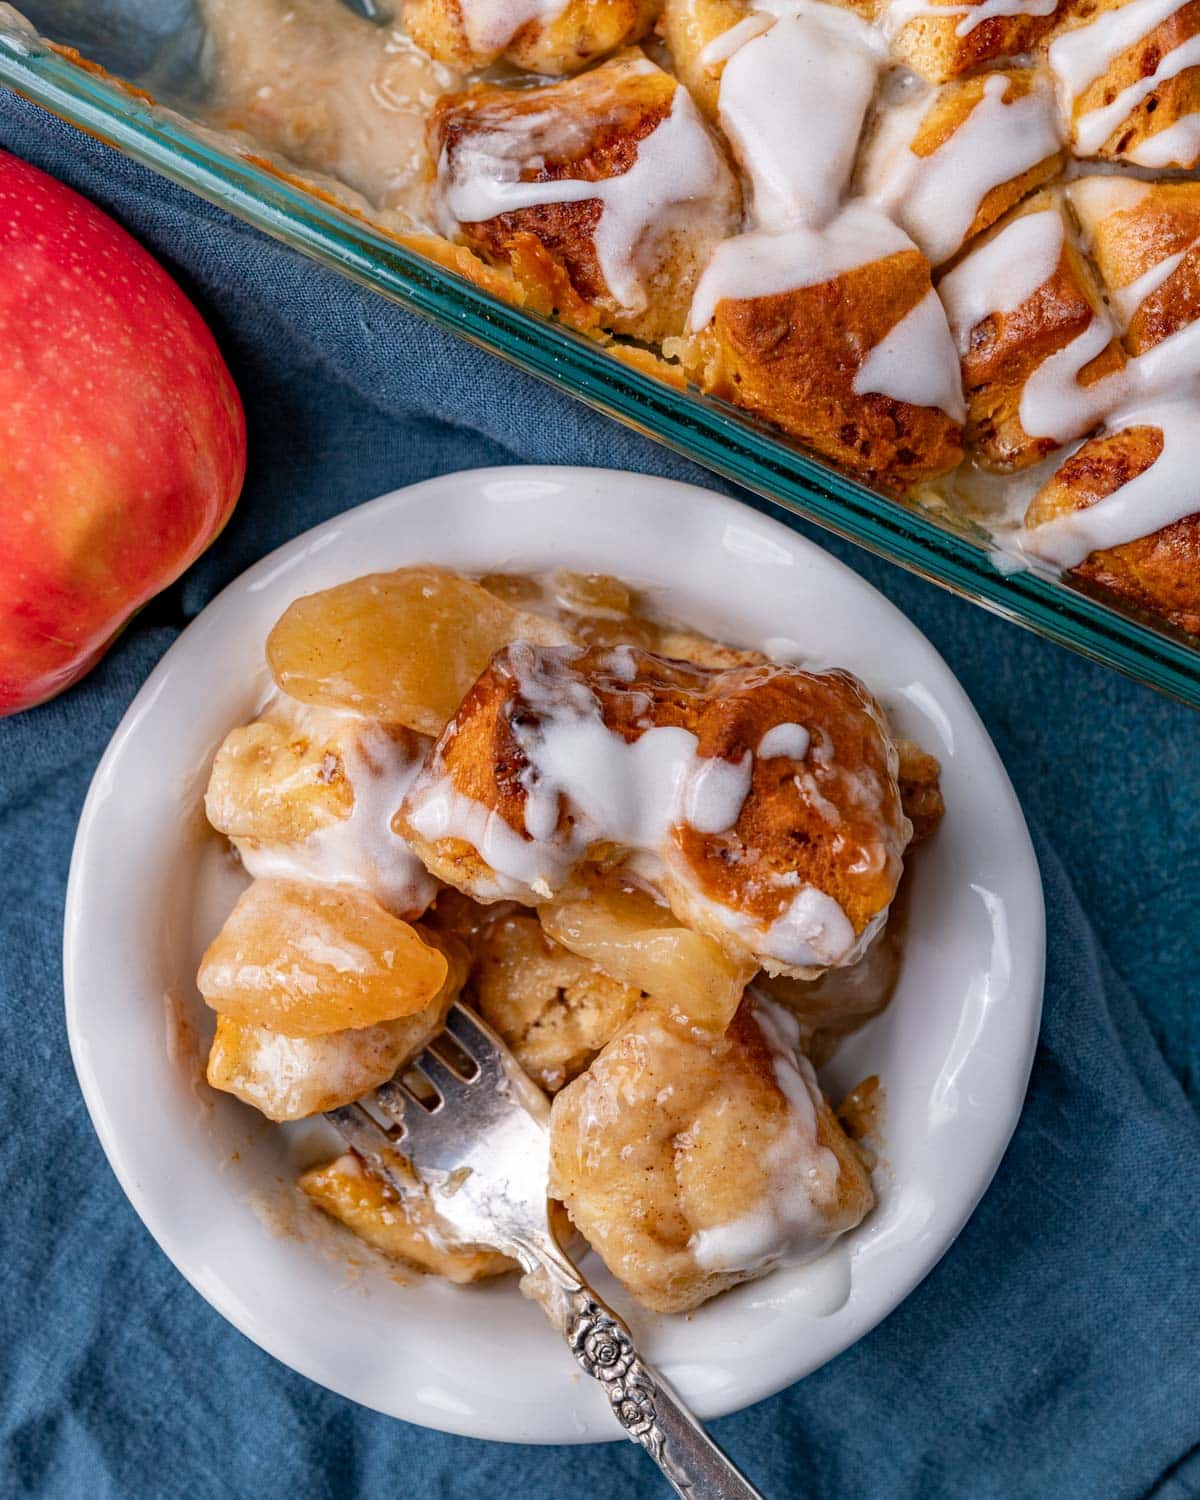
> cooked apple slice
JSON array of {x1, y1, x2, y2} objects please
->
[
  {"x1": 206, "y1": 934, "x2": 469, "y2": 1120},
  {"x1": 539, "y1": 882, "x2": 755, "y2": 1030},
  {"x1": 265, "y1": 567, "x2": 569, "y2": 735},
  {"x1": 197, "y1": 877, "x2": 447, "y2": 1035}
]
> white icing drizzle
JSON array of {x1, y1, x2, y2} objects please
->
[
  {"x1": 1023, "y1": 397, "x2": 1200, "y2": 566},
  {"x1": 938, "y1": 208, "x2": 1066, "y2": 351},
  {"x1": 689, "y1": 201, "x2": 915, "y2": 331},
  {"x1": 1017, "y1": 313, "x2": 1116, "y2": 440},
  {"x1": 852, "y1": 289, "x2": 967, "y2": 418},
  {"x1": 678, "y1": 879, "x2": 871, "y2": 969},
  {"x1": 882, "y1": 0, "x2": 1057, "y2": 40},
  {"x1": 864, "y1": 72, "x2": 1062, "y2": 267},
  {"x1": 1126, "y1": 113, "x2": 1200, "y2": 166},
  {"x1": 757, "y1": 721, "x2": 811, "y2": 759},
  {"x1": 1004, "y1": 244, "x2": 1200, "y2": 443},
  {"x1": 437, "y1": 82, "x2": 724, "y2": 311},
  {"x1": 404, "y1": 645, "x2": 873, "y2": 970},
  {"x1": 458, "y1": 0, "x2": 572, "y2": 54},
  {"x1": 699, "y1": 12, "x2": 775, "y2": 67},
  {"x1": 1048, "y1": 0, "x2": 1200, "y2": 156},
  {"x1": 689, "y1": 997, "x2": 841, "y2": 1273},
  {"x1": 404, "y1": 645, "x2": 755, "y2": 895},
  {"x1": 1068, "y1": 174, "x2": 1150, "y2": 237},
  {"x1": 1110, "y1": 238, "x2": 1198, "y2": 327},
  {"x1": 716, "y1": 7, "x2": 883, "y2": 228},
  {"x1": 237, "y1": 707, "x2": 437, "y2": 919}
]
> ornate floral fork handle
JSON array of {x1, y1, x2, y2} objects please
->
[{"x1": 517, "y1": 1237, "x2": 765, "y2": 1499}]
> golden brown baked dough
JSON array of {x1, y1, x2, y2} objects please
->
[
  {"x1": 1070, "y1": 178, "x2": 1200, "y2": 355},
  {"x1": 429, "y1": 52, "x2": 740, "y2": 343},
  {"x1": 204, "y1": 695, "x2": 437, "y2": 919},
  {"x1": 397, "y1": 642, "x2": 911, "y2": 977},
  {"x1": 408, "y1": 0, "x2": 658, "y2": 73},
  {"x1": 471, "y1": 910, "x2": 645, "y2": 1090},
  {"x1": 1026, "y1": 426, "x2": 1200, "y2": 632},
  {"x1": 941, "y1": 192, "x2": 1125, "y2": 471},
  {"x1": 896, "y1": 736, "x2": 945, "y2": 844},
  {"x1": 889, "y1": 0, "x2": 1067, "y2": 81},
  {"x1": 867, "y1": 68, "x2": 1063, "y2": 263},
  {"x1": 549, "y1": 997, "x2": 874, "y2": 1312},
  {"x1": 1045, "y1": 0, "x2": 1200, "y2": 166},
  {"x1": 680, "y1": 242, "x2": 964, "y2": 492},
  {"x1": 659, "y1": 0, "x2": 751, "y2": 117},
  {"x1": 1011, "y1": 179, "x2": 1200, "y2": 629},
  {"x1": 300, "y1": 1152, "x2": 515, "y2": 1282}
]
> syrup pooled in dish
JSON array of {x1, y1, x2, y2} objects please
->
[
  {"x1": 183, "y1": 0, "x2": 1200, "y2": 631},
  {"x1": 196, "y1": 566, "x2": 943, "y2": 1312}
]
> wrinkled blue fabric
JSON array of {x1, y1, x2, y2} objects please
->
[{"x1": 1, "y1": 85, "x2": 1197, "y2": 1500}]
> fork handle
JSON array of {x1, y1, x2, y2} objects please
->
[{"x1": 524, "y1": 1249, "x2": 764, "y2": 1499}]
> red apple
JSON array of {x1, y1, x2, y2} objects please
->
[{"x1": 0, "y1": 148, "x2": 246, "y2": 714}]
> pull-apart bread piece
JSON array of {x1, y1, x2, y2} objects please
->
[
  {"x1": 407, "y1": 0, "x2": 656, "y2": 72},
  {"x1": 880, "y1": 0, "x2": 1069, "y2": 81},
  {"x1": 1020, "y1": 179, "x2": 1200, "y2": 630},
  {"x1": 1069, "y1": 177, "x2": 1200, "y2": 357},
  {"x1": 396, "y1": 641, "x2": 912, "y2": 977},
  {"x1": 549, "y1": 995, "x2": 874, "y2": 1312},
  {"x1": 205, "y1": 694, "x2": 438, "y2": 919},
  {"x1": 663, "y1": 5, "x2": 963, "y2": 487},
  {"x1": 668, "y1": 0, "x2": 885, "y2": 225},
  {"x1": 937, "y1": 191, "x2": 1126, "y2": 470},
  {"x1": 861, "y1": 68, "x2": 1063, "y2": 267},
  {"x1": 680, "y1": 204, "x2": 965, "y2": 491},
  {"x1": 1045, "y1": 0, "x2": 1200, "y2": 167},
  {"x1": 428, "y1": 51, "x2": 741, "y2": 343},
  {"x1": 468, "y1": 907, "x2": 647, "y2": 1091}
]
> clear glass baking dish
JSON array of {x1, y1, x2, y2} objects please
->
[{"x1": 3, "y1": 0, "x2": 1200, "y2": 709}]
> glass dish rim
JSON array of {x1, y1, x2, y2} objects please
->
[{"x1": 2, "y1": 14, "x2": 1199, "y2": 711}]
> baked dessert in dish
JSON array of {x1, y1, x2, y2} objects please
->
[
  {"x1": 195, "y1": 565, "x2": 944, "y2": 1313},
  {"x1": 173, "y1": 0, "x2": 1200, "y2": 632}
]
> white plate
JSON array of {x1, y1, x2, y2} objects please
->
[{"x1": 64, "y1": 466, "x2": 1044, "y2": 1444}]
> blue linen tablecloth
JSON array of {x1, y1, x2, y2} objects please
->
[{"x1": 1, "y1": 87, "x2": 1198, "y2": 1500}]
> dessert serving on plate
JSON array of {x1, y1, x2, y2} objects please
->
[
  {"x1": 196, "y1": 563, "x2": 943, "y2": 1313},
  {"x1": 162, "y1": 0, "x2": 1200, "y2": 633}
]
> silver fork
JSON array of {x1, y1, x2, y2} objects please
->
[{"x1": 327, "y1": 1001, "x2": 764, "y2": 1499}]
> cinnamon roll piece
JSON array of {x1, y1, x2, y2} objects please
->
[
  {"x1": 396, "y1": 640, "x2": 912, "y2": 978},
  {"x1": 1069, "y1": 177, "x2": 1200, "y2": 355},
  {"x1": 1045, "y1": 0, "x2": 1200, "y2": 167},
  {"x1": 407, "y1": 0, "x2": 657, "y2": 73},
  {"x1": 548, "y1": 995, "x2": 874, "y2": 1313},
  {"x1": 205, "y1": 695, "x2": 437, "y2": 920},
  {"x1": 300, "y1": 1153, "x2": 515, "y2": 1282},
  {"x1": 1024, "y1": 417, "x2": 1200, "y2": 632},
  {"x1": 680, "y1": 204, "x2": 964, "y2": 491},
  {"x1": 937, "y1": 192, "x2": 1125, "y2": 470},
  {"x1": 429, "y1": 51, "x2": 740, "y2": 343},
  {"x1": 861, "y1": 68, "x2": 1063, "y2": 267},
  {"x1": 881, "y1": 0, "x2": 1068, "y2": 83}
]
